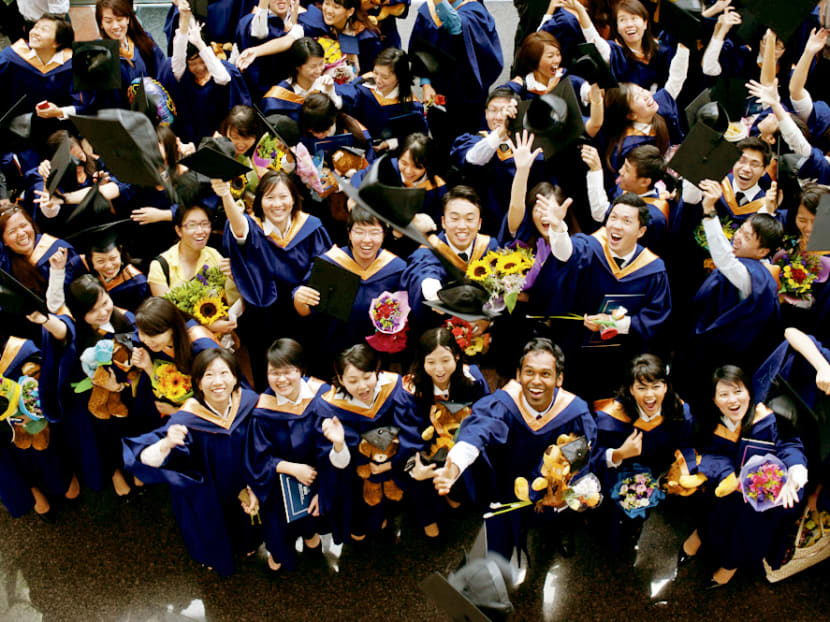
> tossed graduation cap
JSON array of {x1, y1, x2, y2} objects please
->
[
  {"x1": 806, "y1": 193, "x2": 830, "y2": 252},
  {"x1": 307, "y1": 257, "x2": 360, "y2": 323},
  {"x1": 70, "y1": 109, "x2": 166, "y2": 188},
  {"x1": 254, "y1": 104, "x2": 299, "y2": 148},
  {"x1": 179, "y1": 137, "x2": 251, "y2": 181},
  {"x1": 509, "y1": 79, "x2": 585, "y2": 160},
  {"x1": 64, "y1": 180, "x2": 115, "y2": 224},
  {"x1": 734, "y1": 0, "x2": 816, "y2": 45},
  {"x1": 668, "y1": 121, "x2": 741, "y2": 187},
  {"x1": 128, "y1": 77, "x2": 157, "y2": 126},
  {"x1": 571, "y1": 42, "x2": 617, "y2": 90},
  {"x1": 0, "y1": 268, "x2": 48, "y2": 316},
  {"x1": 73, "y1": 40, "x2": 121, "y2": 92},
  {"x1": 409, "y1": 37, "x2": 456, "y2": 80},
  {"x1": 424, "y1": 281, "x2": 491, "y2": 323},
  {"x1": 45, "y1": 136, "x2": 73, "y2": 195},
  {"x1": 0, "y1": 95, "x2": 27, "y2": 131},
  {"x1": 654, "y1": 0, "x2": 702, "y2": 50},
  {"x1": 711, "y1": 78, "x2": 750, "y2": 123},
  {"x1": 64, "y1": 218, "x2": 133, "y2": 254}
]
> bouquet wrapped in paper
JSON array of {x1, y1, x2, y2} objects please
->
[
  {"x1": 611, "y1": 465, "x2": 665, "y2": 519},
  {"x1": 466, "y1": 246, "x2": 535, "y2": 314},
  {"x1": 740, "y1": 453, "x2": 788, "y2": 512},
  {"x1": 365, "y1": 291, "x2": 410, "y2": 353}
]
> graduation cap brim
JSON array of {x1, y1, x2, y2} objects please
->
[
  {"x1": 438, "y1": 400, "x2": 472, "y2": 415},
  {"x1": 46, "y1": 137, "x2": 73, "y2": 195},
  {"x1": 409, "y1": 37, "x2": 456, "y2": 80},
  {"x1": 179, "y1": 146, "x2": 251, "y2": 181},
  {"x1": 70, "y1": 110, "x2": 165, "y2": 188},
  {"x1": 253, "y1": 105, "x2": 293, "y2": 149},
  {"x1": 509, "y1": 80, "x2": 585, "y2": 160},
  {"x1": 313, "y1": 133, "x2": 355, "y2": 156},
  {"x1": 655, "y1": 1, "x2": 703, "y2": 50},
  {"x1": 423, "y1": 300, "x2": 489, "y2": 323},
  {"x1": 307, "y1": 257, "x2": 360, "y2": 323},
  {"x1": 806, "y1": 193, "x2": 830, "y2": 252},
  {"x1": 734, "y1": 0, "x2": 816, "y2": 44},
  {"x1": 419, "y1": 573, "x2": 491, "y2": 622},
  {"x1": 64, "y1": 181, "x2": 118, "y2": 225},
  {"x1": 0, "y1": 95, "x2": 27, "y2": 130},
  {"x1": 63, "y1": 218, "x2": 133, "y2": 253},
  {"x1": 571, "y1": 42, "x2": 617, "y2": 90},
  {"x1": 667, "y1": 122, "x2": 741, "y2": 187},
  {"x1": 0, "y1": 268, "x2": 48, "y2": 316},
  {"x1": 72, "y1": 39, "x2": 121, "y2": 92}
]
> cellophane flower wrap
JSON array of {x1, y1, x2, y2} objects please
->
[
  {"x1": 465, "y1": 246, "x2": 535, "y2": 314},
  {"x1": 740, "y1": 453, "x2": 788, "y2": 512},
  {"x1": 773, "y1": 238, "x2": 830, "y2": 308},
  {"x1": 164, "y1": 264, "x2": 229, "y2": 327},
  {"x1": 365, "y1": 291, "x2": 410, "y2": 353},
  {"x1": 611, "y1": 465, "x2": 665, "y2": 519},
  {"x1": 564, "y1": 473, "x2": 603, "y2": 512},
  {"x1": 151, "y1": 360, "x2": 193, "y2": 407}
]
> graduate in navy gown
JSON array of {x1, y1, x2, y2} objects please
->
[
  {"x1": 242, "y1": 339, "x2": 330, "y2": 571},
  {"x1": 434, "y1": 338, "x2": 596, "y2": 562},
  {"x1": 217, "y1": 170, "x2": 331, "y2": 387},
  {"x1": 123, "y1": 349, "x2": 260, "y2": 577},
  {"x1": 679, "y1": 366, "x2": 808, "y2": 587},
  {"x1": 591, "y1": 354, "x2": 693, "y2": 552},
  {"x1": 164, "y1": 0, "x2": 255, "y2": 55},
  {"x1": 293, "y1": 206, "x2": 405, "y2": 366},
  {"x1": 313, "y1": 344, "x2": 422, "y2": 543}
]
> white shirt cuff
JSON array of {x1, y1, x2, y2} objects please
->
[
  {"x1": 586, "y1": 169, "x2": 609, "y2": 222},
  {"x1": 549, "y1": 227, "x2": 573, "y2": 262},
  {"x1": 421, "y1": 278, "x2": 443, "y2": 302},
  {"x1": 791, "y1": 93, "x2": 813, "y2": 121},
  {"x1": 789, "y1": 463, "x2": 808, "y2": 489},
  {"x1": 605, "y1": 447, "x2": 622, "y2": 468},
  {"x1": 200, "y1": 47, "x2": 231, "y2": 85},
  {"x1": 140, "y1": 441, "x2": 172, "y2": 467},
  {"x1": 329, "y1": 443, "x2": 351, "y2": 469},
  {"x1": 251, "y1": 7, "x2": 269, "y2": 39},
  {"x1": 446, "y1": 441, "x2": 480, "y2": 480}
]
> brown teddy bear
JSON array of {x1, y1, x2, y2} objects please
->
[
  {"x1": 662, "y1": 449, "x2": 709, "y2": 496},
  {"x1": 419, "y1": 401, "x2": 472, "y2": 466},
  {"x1": 514, "y1": 433, "x2": 589, "y2": 510},
  {"x1": 87, "y1": 342, "x2": 133, "y2": 420},
  {"x1": 356, "y1": 426, "x2": 404, "y2": 506}
]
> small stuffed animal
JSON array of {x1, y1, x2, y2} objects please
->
[
  {"x1": 88, "y1": 342, "x2": 131, "y2": 420},
  {"x1": 10, "y1": 363, "x2": 51, "y2": 451},
  {"x1": 662, "y1": 449, "x2": 708, "y2": 496},
  {"x1": 420, "y1": 401, "x2": 472, "y2": 466},
  {"x1": 331, "y1": 148, "x2": 369, "y2": 178},
  {"x1": 514, "y1": 433, "x2": 585, "y2": 510},
  {"x1": 356, "y1": 426, "x2": 404, "y2": 506}
]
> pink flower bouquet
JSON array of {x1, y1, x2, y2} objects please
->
[
  {"x1": 365, "y1": 291, "x2": 410, "y2": 353},
  {"x1": 740, "y1": 453, "x2": 788, "y2": 512}
]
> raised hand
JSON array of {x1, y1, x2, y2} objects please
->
[
  {"x1": 507, "y1": 130, "x2": 542, "y2": 170},
  {"x1": 746, "y1": 78, "x2": 780, "y2": 108},
  {"x1": 321, "y1": 416, "x2": 345, "y2": 447},
  {"x1": 48, "y1": 247, "x2": 67, "y2": 271},
  {"x1": 580, "y1": 144, "x2": 602, "y2": 172},
  {"x1": 805, "y1": 27, "x2": 829, "y2": 57}
]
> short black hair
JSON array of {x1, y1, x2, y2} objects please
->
[
  {"x1": 332, "y1": 343, "x2": 380, "y2": 395},
  {"x1": 442, "y1": 185, "x2": 481, "y2": 214},
  {"x1": 347, "y1": 205, "x2": 384, "y2": 231},
  {"x1": 624, "y1": 145, "x2": 665, "y2": 185},
  {"x1": 518, "y1": 337, "x2": 565, "y2": 378},
  {"x1": 191, "y1": 349, "x2": 241, "y2": 404},
  {"x1": 486, "y1": 87, "x2": 519, "y2": 108},
  {"x1": 609, "y1": 192, "x2": 650, "y2": 227},
  {"x1": 737, "y1": 136, "x2": 772, "y2": 167},
  {"x1": 799, "y1": 182, "x2": 829, "y2": 216},
  {"x1": 267, "y1": 338, "x2": 306, "y2": 374},
  {"x1": 37, "y1": 14, "x2": 74, "y2": 51},
  {"x1": 747, "y1": 213, "x2": 784, "y2": 257}
]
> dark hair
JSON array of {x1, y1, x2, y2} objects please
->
[
  {"x1": 747, "y1": 213, "x2": 784, "y2": 257},
  {"x1": 267, "y1": 338, "x2": 306, "y2": 374},
  {"x1": 288, "y1": 37, "x2": 325, "y2": 80},
  {"x1": 347, "y1": 205, "x2": 384, "y2": 231},
  {"x1": 526, "y1": 181, "x2": 565, "y2": 213},
  {"x1": 96, "y1": 0, "x2": 158, "y2": 76},
  {"x1": 173, "y1": 204, "x2": 211, "y2": 230},
  {"x1": 332, "y1": 343, "x2": 380, "y2": 395},
  {"x1": 324, "y1": 0, "x2": 378, "y2": 35},
  {"x1": 374, "y1": 47, "x2": 413, "y2": 102},
  {"x1": 624, "y1": 145, "x2": 665, "y2": 184},
  {"x1": 46, "y1": 130, "x2": 97, "y2": 180},
  {"x1": 220, "y1": 106, "x2": 262, "y2": 151},
  {"x1": 300, "y1": 93, "x2": 370, "y2": 149},
  {"x1": 0, "y1": 206, "x2": 46, "y2": 294},
  {"x1": 135, "y1": 297, "x2": 194, "y2": 373},
  {"x1": 737, "y1": 136, "x2": 772, "y2": 167},
  {"x1": 615, "y1": 353, "x2": 685, "y2": 423},
  {"x1": 518, "y1": 337, "x2": 565, "y2": 378},
  {"x1": 252, "y1": 171, "x2": 302, "y2": 222},
  {"x1": 711, "y1": 365, "x2": 756, "y2": 436},
  {"x1": 408, "y1": 328, "x2": 475, "y2": 403},
  {"x1": 156, "y1": 125, "x2": 179, "y2": 183},
  {"x1": 798, "y1": 183, "x2": 829, "y2": 216},
  {"x1": 35, "y1": 14, "x2": 74, "y2": 51},
  {"x1": 486, "y1": 87, "x2": 519, "y2": 108},
  {"x1": 603, "y1": 83, "x2": 669, "y2": 170},
  {"x1": 442, "y1": 185, "x2": 481, "y2": 215},
  {"x1": 191, "y1": 348, "x2": 241, "y2": 404},
  {"x1": 514, "y1": 31, "x2": 561, "y2": 78},
  {"x1": 613, "y1": 0, "x2": 658, "y2": 63},
  {"x1": 67, "y1": 274, "x2": 130, "y2": 348},
  {"x1": 609, "y1": 192, "x2": 650, "y2": 227}
]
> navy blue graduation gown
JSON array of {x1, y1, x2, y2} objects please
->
[
  {"x1": 244, "y1": 377, "x2": 329, "y2": 569},
  {"x1": 539, "y1": 8, "x2": 585, "y2": 70},
  {"x1": 260, "y1": 79, "x2": 306, "y2": 120},
  {"x1": 164, "y1": 0, "x2": 256, "y2": 53},
  {"x1": 753, "y1": 334, "x2": 830, "y2": 410},
  {"x1": 351, "y1": 160, "x2": 447, "y2": 222},
  {"x1": 499, "y1": 72, "x2": 585, "y2": 105},
  {"x1": 298, "y1": 5, "x2": 383, "y2": 75},
  {"x1": 123, "y1": 388, "x2": 261, "y2": 576},
  {"x1": 314, "y1": 372, "x2": 423, "y2": 542},
  {"x1": 607, "y1": 41, "x2": 673, "y2": 91},
  {"x1": 234, "y1": 11, "x2": 290, "y2": 99},
  {"x1": 338, "y1": 82, "x2": 427, "y2": 144},
  {"x1": 68, "y1": 254, "x2": 150, "y2": 313},
  {"x1": 0, "y1": 40, "x2": 78, "y2": 110}
]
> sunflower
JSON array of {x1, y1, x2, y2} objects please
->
[
  {"x1": 466, "y1": 258, "x2": 494, "y2": 281},
  {"x1": 495, "y1": 251, "x2": 527, "y2": 275},
  {"x1": 192, "y1": 295, "x2": 229, "y2": 326}
]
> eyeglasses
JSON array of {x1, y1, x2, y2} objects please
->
[{"x1": 181, "y1": 221, "x2": 212, "y2": 232}]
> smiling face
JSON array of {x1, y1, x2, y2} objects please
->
[
  {"x1": 629, "y1": 377, "x2": 667, "y2": 418},
  {"x1": 271, "y1": 0, "x2": 291, "y2": 17},
  {"x1": 616, "y1": 159, "x2": 649, "y2": 194},
  {"x1": 398, "y1": 150, "x2": 425, "y2": 186},
  {"x1": 732, "y1": 148, "x2": 766, "y2": 191},
  {"x1": 338, "y1": 363, "x2": 377, "y2": 405},
  {"x1": 175, "y1": 208, "x2": 211, "y2": 252},
  {"x1": 484, "y1": 96, "x2": 513, "y2": 132},
  {"x1": 519, "y1": 350, "x2": 560, "y2": 412},
  {"x1": 424, "y1": 345, "x2": 458, "y2": 392},
  {"x1": 626, "y1": 85, "x2": 659, "y2": 123},
  {"x1": 373, "y1": 63, "x2": 398, "y2": 97},
  {"x1": 731, "y1": 220, "x2": 767, "y2": 259},
  {"x1": 535, "y1": 44, "x2": 561, "y2": 82},
  {"x1": 297, "y1": 55, "x2": 325, "y2": 88},
  {"x1": 322, "y1": 0, "x2": 354, "y2": 30},
  {"x1": 84, "y1": 290, "x2": 114, "y2": 329},
  {"x1": 617, "y1": 9, "x2": 647, "y2": 46},
  {"x1": 90, "y1": 247, "x2": 122, "y2": 282},
  {"x1": 606, "y1": 203, "x2": 645, "y2": 256},
  {"x1": 267, "y1": 363, "x2": 302, "y2": 401},
  {"x1": 28, "y1": 19, "x2": 58, "y2": 53},
  {"x1": 349, "y1": 222, "x2": 384, "y2": 264},
  {"x1": 796, "y1": 204, "x2": 815, "y2": 244},
  {"x1": 99, "y1": 7, "x2": 130, "y2": 42},
  {"x1": 227, "y1": 128, "x2": 256, "y2": 156},
  {"x1": 442, "y1": 198, "x2": 481, "y2": 251},
  {"x1": 199, "y1": 357, "x2": 236, "y2": 411},
  {"x1": 714, "y1": 379, "x2": 750, "y2": 424},
  {"x1": 261, "y1": 180, "x2": 294, "y2": 230},
  {"x1": 137, "y1": 328, "x2": 173, "y2": 353},
  {"x1": 2, "y1": 212, "x2": 36, "y2": 256}
]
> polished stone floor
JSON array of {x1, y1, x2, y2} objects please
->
[{"x1": 1, "y1": 482, "x2": 829, "y2": 622}]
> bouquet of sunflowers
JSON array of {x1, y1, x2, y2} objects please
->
[
  {"x1": 466, "y1": 246, "x2": 535, "y2": 314},
  {"x1": 151, "y1": 360, "x2": 193, "y2": 407},
  {"x1": 164, "y1": 264, "x2": 229, "y2": 327}
]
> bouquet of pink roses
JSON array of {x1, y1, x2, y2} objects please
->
[{"x1": 740, "y1": 454, "x2": 788, "y2": 512}]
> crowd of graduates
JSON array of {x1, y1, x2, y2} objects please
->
[{"x1": 4, "y1": 0, "x2": 830, "y2": 595}]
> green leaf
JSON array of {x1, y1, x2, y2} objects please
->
[
  {"x1": 71, "y1": 378, "x2": 93, "y2": 393},
  {"x1": 505, "y1": 291, "x2": 518, "y2": 313},
  {"x1": 24, "y1": 419, "x2": 48, "y2": 434}
]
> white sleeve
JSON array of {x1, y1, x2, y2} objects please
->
[
  {"x1": 791, "y1": 93, "x2": 813, "y2": 122},
  {"x1": 702, "y1": 36, "x2": 724, "y2": 76},
  {"x1": 446, "y1": 441, "x2": 480, "y2": 479},
  {"x1": 581, "y1": 25, "x2": 611, "y2": 63},
  {"x1": 58, "y1": 106, "x2": 76, "y2": 120},
  {"x1": 421, "y1": 278, "x2": 443, "y2": 302},
  {"x1": 605, "y1": 447, "x2": 622, "y2": 468},
  {"x1": 465, "y1": 131, "x2": 501, "y2": 166},
  {"x1": 586, "y1": 169, "x2": 610, "y2": 222},
  {"x1": 665, "y1": 44, "x2": 689, "y2": 101},
  {"x1": 251, "y1": 7, "x2": 269, "y2": 39},
  {"x1": 548, "y1": 227, "x2": 573, "y2": 262},
  {"x1": 704, "y1": 216, "x2": 752, "y2": 298},
  {"x1": 47, "y1": 0, "x2": 70, "y2": 13},
  {"x1": 200, "y1": 47, "x2": 231, "y2": 86},
  {"x1": 140, "y1": 442, "x2": 172, "y2": 467},
  {"x1": 46, "y1": 267, "x2": 65, "y2": 313},
  {"x1": 288, "y1": 24, "x2": 304, "y2": 39},
  {"x1": 329, "y1": 443, "x2": 351, "y2": 469},
  {"x1": 614, "y1": 314, "x2": 631, "y2": 335},
  {"x1": 780, "y1": 113, "x2": 813, "y2": 158},
  {"x1": 682, "y1": 180, "x2": 703, "y2": 205},
  {"x1": 172, "y1": 29, "x2": 188, "y2": 81}
]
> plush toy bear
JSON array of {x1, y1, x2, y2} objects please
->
[
  {"x1": 356, "y1": 426, "x2": 404, "y2": 506},
  {"x1": 420, "y1": 401, "x2": 472, "y2": 466},
  {"x1": 88, "y1": 342, "x2": 132, "y2": 420},
  {"x1": 514, "y1": 433, "x2": 589, "y2": 510}
]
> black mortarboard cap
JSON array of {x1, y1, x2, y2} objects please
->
[
  {"x1": 806, "y1": 193, "x2": 830, "y2": 252},
  {"x1": 254, "y1": 104, "x2": 300, "y2": 148},
  {"x1": 360, "y1": 426, "x2": 400, "y2": 451},
  {"x1": 571, "y1": 42, "x2": 618, "y2": 90},
  {"x1": 654, "y1": 0, "x2": 702, "y2": 50},
  {"x1": 191, "y1": 0, "x2": 209, "y2": 21},
  {"x1": 45, "y1": 137, "x2": 73, "y2": 195},
  {"x1": 64, "y1": 181, "x2": 116, "y2": 224},
  {"x1": 179, "y1": 137, "x2": 251, "y2": 181},
  {"x1": 307, "y1": 257, "x2": 360, "y2": 323},
  {"x1": 734, "y1": 0, "x2": 815, "y2": 45},
  {"x1": 447, "y1": 554, "x2": 515, "y2": 619},
  {"x1": 380, "y1": 111, "x2": 429, "y2": 142},
  {"x1": 667, "y1": 122, "x2": 741, "y2": 187},
  {"x1": 0, "y1": 268, "x2": 48, "y2": 316},
  {"x1": 0, "y1": 95, "x2": 27, "y2": 131},
  {"x1": 70, "y1": 109, "x2": 165, "y2": 188},
  {"x1": 128, "y1": 77, "x2": 160, "y2": 126},
  {"x1": 420, "y1": 573, "x2": 491, "y2": 622},
  {"x1": 64, "y1": 218, "x2": 132, "y2": 254},
  {"x1": 424, "y1": 281, "x2": 491, "y2": 323},
  {"x1": 509, "y1": 79, "x2": 585, "y2": 160},
  {"x1": 710, "y1": 78, "x2": 750, "y2": 123},
  {"x1": 409, "y1": 37, "x2": 456, "y2": 80},
  {"x1": 438, "y1": 400, "x2": 472, "y2": 416},
  {"x1": 72, "y1": 40, "x2": 121, "y2": 92}
]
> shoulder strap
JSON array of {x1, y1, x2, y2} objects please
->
[{"x1": 154, "y1": 255, "x2": 170, "y2": 285}]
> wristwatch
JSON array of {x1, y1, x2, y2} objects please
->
[{"x1": 703, "y1": 210, "x2": 718, "y2": 219}]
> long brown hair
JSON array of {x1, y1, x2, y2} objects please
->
[
  {"x1": 613, "y1": 0, "x2": 658, "y2": 64},
  {"x1": 96, "y1": 0, "x2": 159, "y2": 75},
  {"x1": 135, "y1": 297, "x2": 194, "y2": 374},
  {"x1": 603, "y1": 83, "x2": 669, "y2": 171}
]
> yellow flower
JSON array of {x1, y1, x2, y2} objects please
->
[
  {"x1": 317, "y1": 37, "x2": 343, "y2": 64},
  {"x1": 467, "y1": 258, "x2": 494, "y2": 282},
  {"x1": 192, "y1": 296, "x2": 228, "y2": 326},
  {"x1": 495, "y1": 251, "x2": 527, "y2": 275}
]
